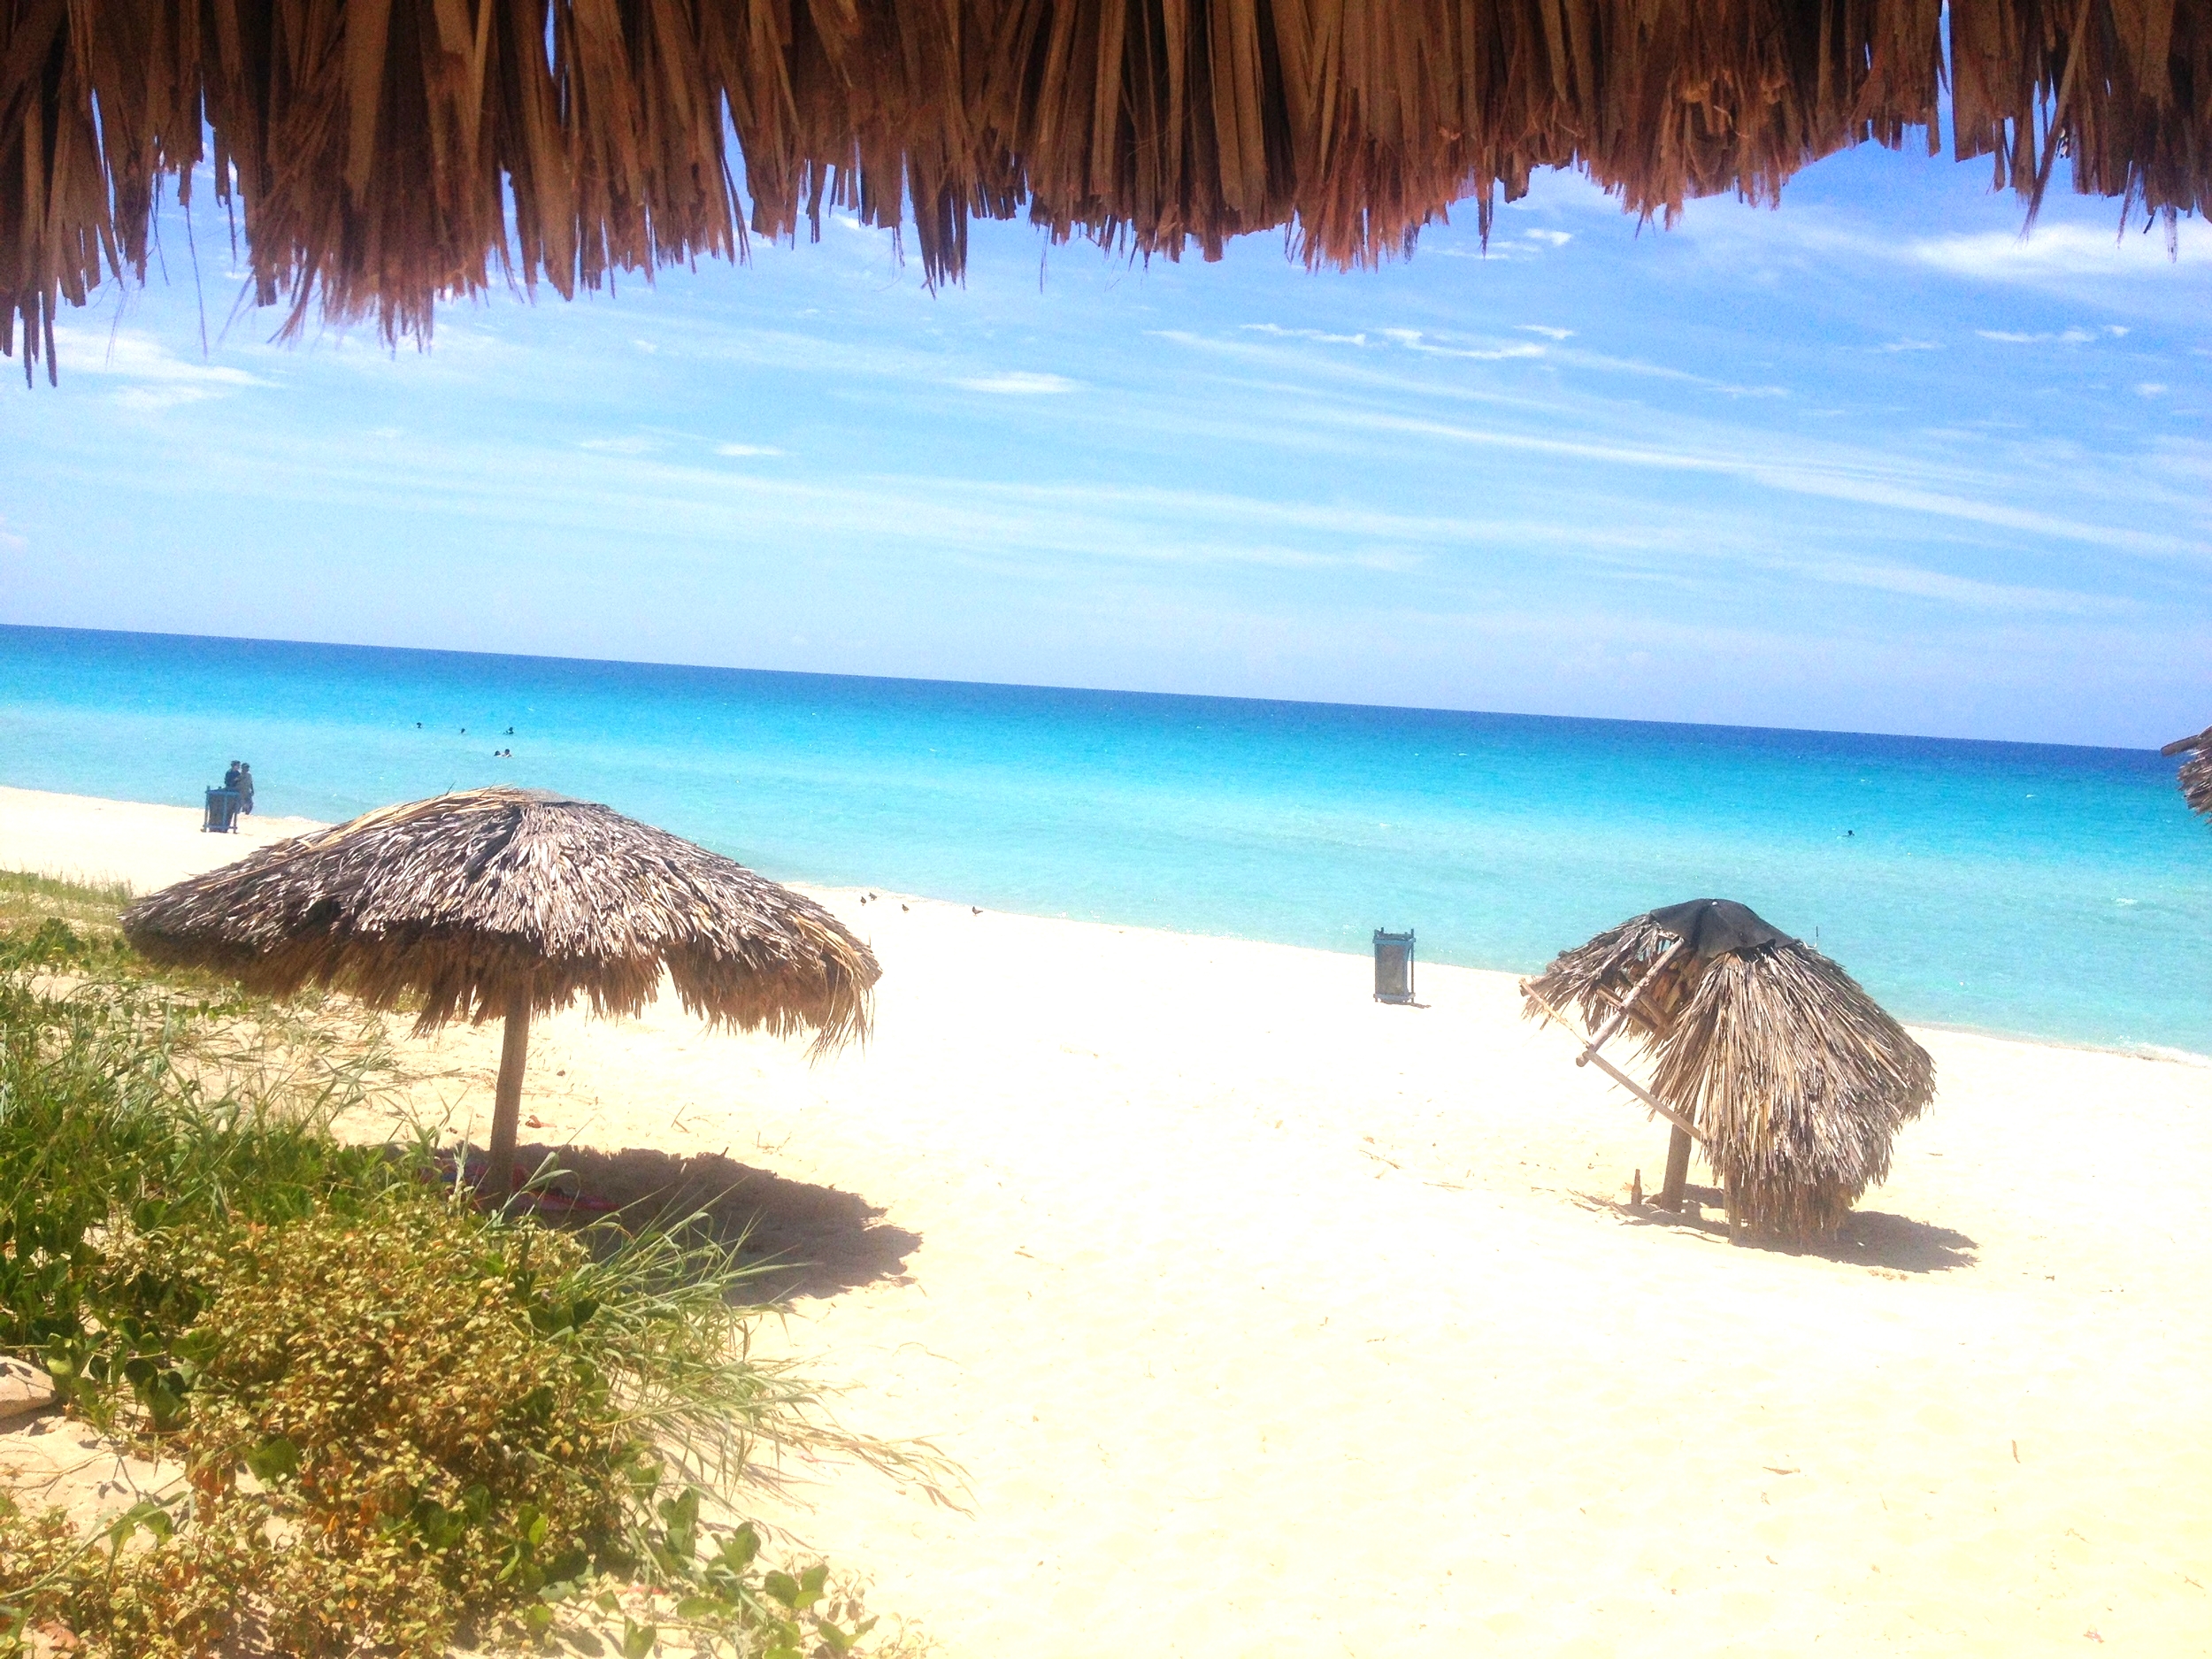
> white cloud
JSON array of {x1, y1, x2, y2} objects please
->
[
  {"x1": 1552, "y1": 348, "x2": 1786, "y2": 398},
  {"x1": 0, "y1": 518, "x2": 24, "y2": 551},
  {"x1": 715, "y1": 442, "x2": 786, "y2": 457},
  {"x1": 1910, "y1": 221, "x2": 2212, "y2": 282},
  {"x1": 1434, "y1": 223, "x2": 1578, "y2": 260},
  {"x1": 112, "y1": 386, "x2": 213, "y2": 411},
  {"x1": 954, "y1": 371, "x2": 1079, "y2": 395},
  {"x1": 1233, "y1": 319, "x2": 1786, "y2": 396},
  {"x1": 2142, "y1": 440, "x2": 2212, "y2": 482},
  {"x1": 1387, "y1": 329, "x2": 1547, "y2": 362},
  {"x1": 1244, "y1": 323, "x2": 1370, "y2": 346},
  {"x1": 1420, "y1": 341, "x2": 1548, "y2": 362},
  {"x1": 1878, "y1": 339, "x2": 1941, "y2": 353},
  {"x1": 1340, "y1": 408, "x2": 2208, "y2": 561},
  {"x1": 50, "y1": 326, "x2": 269, "y2": 410},
  {"x1": 1977, "y1": 327, "x2": 2099, "y2": 345},
  {"x1": 1796, "y1": 557, "x2": 2120, "y2": 614},
  {"x1": 580, "y1": 435, "x2": 657, "y2": 455},
  {"x1": 2138, "y1": 382, "x2": 2170, "y2": 397}
]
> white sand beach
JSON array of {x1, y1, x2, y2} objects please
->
[{"x1": 3, "y1": 784, "x2": 2208, "y2": 1655}]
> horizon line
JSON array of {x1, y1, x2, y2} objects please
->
[{"x1": 0, "y1": 618, "x2": 2164, "y2": 757}]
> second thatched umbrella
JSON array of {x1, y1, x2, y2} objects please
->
[
  {"x1": 1521, "y1": 899, "x2": 1934, "y2": 1245},
  {"x1": 122, "y1": 787, "x2": 879, "y2": 1195},
  {"x1": 2161, "y1": 726, "x2": 2212, "y2": 820}
]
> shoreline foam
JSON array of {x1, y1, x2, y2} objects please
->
[{"x1": 3, "y1": 783, "x2": 2203, "y2": 1066}]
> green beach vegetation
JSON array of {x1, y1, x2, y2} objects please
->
[{"x1": 0, "y1": 874, "x2": 931, "y2": 1658}]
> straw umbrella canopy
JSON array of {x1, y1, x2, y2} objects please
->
[
  {"x1": 2161, "y1": 726, "x2": 2212, "y2": 819},
  {"x1": 121, "y1": 787, "x2": 879, "y2": 1195},
  {"x1": 8, "y1": 0, "x2": 2208, "y2": 382},
  {"x1": 1521, "y1": 899, "x2": 1934, "y2": 1245}
]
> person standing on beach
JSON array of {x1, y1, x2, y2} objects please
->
[
  {"x1": 222, "y1": 760, "x2": 241, "y2": 794},
  {"x1": 237, "y1": 764, "x2": 255, "y2": 815}
]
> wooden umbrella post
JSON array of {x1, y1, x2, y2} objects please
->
[
  {"x1": 482, "y1": 980, "x2": 533, "y2": 1198},
  {"x1": 1657, "y1": 1123, "x2": 1694, "y2": 1213}
]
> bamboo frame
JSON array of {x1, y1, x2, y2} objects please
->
[{"x1": 1522, "y1": 979, "x2": 1708, "y2": 1146}]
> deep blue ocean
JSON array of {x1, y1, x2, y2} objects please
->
[{"x1": 2, "y1": 624, "x2": 2204, "y2": 1055}]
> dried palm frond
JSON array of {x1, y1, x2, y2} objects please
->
[
  {"x1": 2161, "y1": 725, "x2": 2212, "y2": 820},
  {"x1": 9, "y1": 0, "x2": 2210, "y2": 380},
  {"x1": 120, "y1": 787, "x2": 877, "y2": 1056},
  {"x1": 2183, "y1": 751, "x2": 2212, "y2": 819},
  {"x1": 1524, "y1": 900, "x2": 1934, "y2": 1245}
]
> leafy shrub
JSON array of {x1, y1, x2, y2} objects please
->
[
  {"x1": 0, "y1": 1493, "x2": 253, "y2": 1659},
  {"x1": 112, "y1": 1197, "x2": 622, "y2": 1654},
  {"x1": 0, "y1": 881, "x2": 936, "y2": 1657}
]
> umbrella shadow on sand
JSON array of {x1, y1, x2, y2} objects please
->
[
  {"x1": 512, "y1": 1143, "x2": 922, "y2": 1302},
  {"x1": 1578, "y1": 1184, "x2": 1977, "y2": 1273}
]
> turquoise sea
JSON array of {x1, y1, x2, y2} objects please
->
[{"x1": 1, "y1": 624, "x2": 2204, "y2": 1055}]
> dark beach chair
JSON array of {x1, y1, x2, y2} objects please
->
[{"x1": 204, "y1": 787, "x2": 242, "y2": 833}]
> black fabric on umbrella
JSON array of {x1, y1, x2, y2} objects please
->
[{"x1": 1640, "y1": 899, "x2": 1793, "y2": 959}]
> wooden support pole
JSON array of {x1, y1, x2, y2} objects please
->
[
  {"x1": 482, "y1": 981, "x2": 532, "y2": 1199},
  {"x1": 1575, "y1": 940, "x2": 1682, "y2": 1069},
  {"x1": 1522, "y1": 982, "x2": 1708, "y2": 1150},
  {"x1": 1522, "y1": 980, "x2": 1708, "y2": 1222},
  {"x1": 1656, "y1": 1123, "x2": 1694, "y2": 1212},
  {"x1": 1574, "y1": 1047, "x2": 1707, "y2": 1146}
]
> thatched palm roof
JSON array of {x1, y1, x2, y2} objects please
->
[
  {"x1": 2183, "y1": 752, "x2": 2212, "y2": 819},
  {"x1": 2162, "y1": 725, "x2": 2212, "y2": 819},
  {"x1": 120, "y1": 787, "x2": 878, "y2": 1054},
  {"x1": 1524, "y1": 898, "x2": 1934, "y2": 1243},
  {"x1": 7, "y1": 0, "x2": 2206, "y2": 381}
]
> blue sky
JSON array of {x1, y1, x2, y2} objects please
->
[{"x1": 4, "y1": 142, "x2": 2210, "y2": 748}]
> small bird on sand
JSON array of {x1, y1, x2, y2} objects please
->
[
  {"x1": 972, "y1": 906, "x2": 981, "y2": 915},
  {"x1": 902, "y1": 903, "x2": 910, "y2": 912}
]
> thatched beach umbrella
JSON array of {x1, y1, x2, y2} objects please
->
[
  {"x1": 1521, "y1": 899, "x2": 1933, "y2": 1245},
  {"x1": 122, "y1": 788, "x2": 879, "y2": 1195},
  {"x1": 2161, "y1": 726, "x2": 2212, "y2": 819}
]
